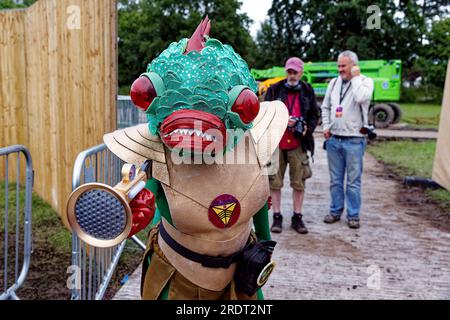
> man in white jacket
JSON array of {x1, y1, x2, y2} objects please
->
[{"x1": 321, "y1": 50, "x2": 374, "y2": 229}]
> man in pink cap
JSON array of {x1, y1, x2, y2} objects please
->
[{"x1": 265, "y1": 57, "x2": 320, "y2": 234}]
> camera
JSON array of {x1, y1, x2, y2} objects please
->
[
  {"x1": 291, "y1": 117, "x2": 307, "y2": 138},
  {"x1": 360, "y1": 125, "x2": 377, "y2": 140}
]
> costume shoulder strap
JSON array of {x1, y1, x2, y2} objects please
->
[
  {"x1": 250, "y1": 100, "x2": 289, "y2": 168},
  {"x1": 103, "y1": 124, "x2": 170, "y2": 185}
]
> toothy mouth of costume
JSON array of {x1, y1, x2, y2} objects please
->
[{"x1": 159, "y1": 109, "x2": 226, "y2": 153}]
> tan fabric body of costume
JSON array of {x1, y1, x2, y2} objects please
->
[
  {"x1": 103, "y1": 101, "x2": 289, "y2": 298},
  {"x1": 158, "y1": 133, "x2": 269, "y2": 291}
]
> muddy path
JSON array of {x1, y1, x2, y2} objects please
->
[
  {"x1": 114, "y1": 135, "x2": 450, "y2": 300},
  {"x1": 264, "y1": 136, "x2": 450, "y2": 299}
]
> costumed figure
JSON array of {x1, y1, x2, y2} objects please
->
[{"x1": 66, "y1": 17, "x2": 288, "y2": 300}]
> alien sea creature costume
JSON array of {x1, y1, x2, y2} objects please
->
[{"x1": 103, "y1": 17, "x2": 288, "y2": 300}]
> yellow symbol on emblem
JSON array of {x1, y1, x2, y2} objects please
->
[
  {"x1": 212, "y1": 203, "x2": 237, "y2": 226},
  {"x1": 209, "y1": 195, "x2": 241, "y2": 228}
]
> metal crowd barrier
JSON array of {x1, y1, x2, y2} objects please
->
[
  {"x1": 71, "y1": 143, "x2": 146, "y2": 300},
  {"x1": 0, "y1": 145, "x2": 33, "y2": 300},
  {"x1": 70, "y1": 96, "x2": 147, "y2": 300},
  {"x1": 117, "y1": 95, "x2": 147, "y2": 129}
]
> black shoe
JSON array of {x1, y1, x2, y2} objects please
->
[
  {"x1": 348, "y1": 219, "x2": 360, "y2": 229},
  {"x1": 271, "y1": 213, "x2": 283, "y2": 233},
  {"x1": 324, "y1": 213, "x2": 341, "y2": 224},
  {"x1": 291, "y1": 214, "x2": 308, "y2": 234}
]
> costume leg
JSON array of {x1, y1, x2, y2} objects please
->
[
  {"x1": 253, "y1": 202, "x2": 271, "y2": 241},
  {"x1": 158, "y1": 281, "x2": 170, "y2": 300},
  {"x1": 257, "y1": 288, "x2": 265, "y2": 300}
]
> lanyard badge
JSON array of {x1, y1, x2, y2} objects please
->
[
  {"x1": 335, "y1": 81, "x2": 351, "y2": 119},
  {"x1": 335, "y1": 105, "x2": 343, "y2": 118}
]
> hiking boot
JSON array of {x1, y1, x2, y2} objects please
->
[
  {"x1": 291, "y1": 214, "x2": 308, "y2": 234},
  {"x1": 324, "y1": 213, "x2": 341, "y2": 224},
  {"x1": 348, "y1": 219, "x2": 360, "y2": 229},
  {"x1": 270, "y1": 213, "x2": 283, "y2": 233}
]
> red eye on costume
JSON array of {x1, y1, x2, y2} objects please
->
[
  {"x1": 130, "y1": 76, "x2": 157, "y2": 112},
  {"x1": 231, "y1": 89, "x2": 260, "y2": 124}
]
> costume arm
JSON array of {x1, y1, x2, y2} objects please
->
[
  {"x1": 253, "y1": 202, "x2": 271, "y2": 241},
  {"x1": 145, "y1": 178, "x2": 160, "y2": 197},
  {"x1": 145, "y1": 178, "x2": 173, "y2": 226}
]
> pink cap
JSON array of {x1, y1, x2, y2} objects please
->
[{"x1": 285, "y1": 57, "x2": 304, "y2": 73}]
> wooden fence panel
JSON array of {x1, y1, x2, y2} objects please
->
[{"x1": 0, "y1": 0, "x2": 117, "y2": 217}]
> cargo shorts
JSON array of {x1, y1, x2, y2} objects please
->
[{"x1": 268, "y1": 146, "x2": 312, "y2": 191}]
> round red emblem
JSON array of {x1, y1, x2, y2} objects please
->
[{"x1": 208, "y1": 194, "x2": 241, "y2": 229}]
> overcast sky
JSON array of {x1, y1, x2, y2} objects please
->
[{"x1": 239, "y1": 0, "x2": 272, "y2": 38}]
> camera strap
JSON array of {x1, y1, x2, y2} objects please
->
[
  {"x1": 359, "y1": 103, "x2": 375, "y2": 127},
  {"x1": 328, "y1": 78, "x2": 337, "y2": 107},
  {"x1": 285, "y1": 92, "x2": 299, "y2": 115}
]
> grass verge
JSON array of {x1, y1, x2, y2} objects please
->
[
  {"x1": 1, "y1": 182, "x2": 143, "y2": 299},
  {"x1": 367, "y1": 139, "x2": 450, "y2": 212},
  {"x1": 399, "y1": 103, "x2": 441, "y2": 130}
]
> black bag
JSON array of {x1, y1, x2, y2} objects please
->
[{"x1": 234, "y1": 240, "x2": 277, "y2": 296}]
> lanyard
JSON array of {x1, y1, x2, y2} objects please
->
[
  {"x1": 339, "y1": 81, "x2": 352, "y2": 104},
  {"x1": 286, "y1": 93, "x2": 299, "y2": 114}
]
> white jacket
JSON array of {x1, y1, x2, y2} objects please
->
[{"x1": 321, "y1": 75, "x2": 374, "y2": 137}]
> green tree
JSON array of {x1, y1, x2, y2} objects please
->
[
  {"x1": 255, "y1": 21, "x2": 279, "y2": 68},
  {"x1": 0, "y1": 0, "x2": 36, "y2": 9},
  {"x1": 255, "y1": 0, "x2": 448, "y2": 69},
  {"x1": 118, "y1": 0, "x2": 257, "y2": 91},
  {"x1": 420, "y1": 18, "x2": 450, "y2": 88},
  {"x1": 410, "y1": 18, "x2": 450, "y2": 102},
  {"x1": 254, "y1": 0, "x2": 309, "y2": 68}
]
